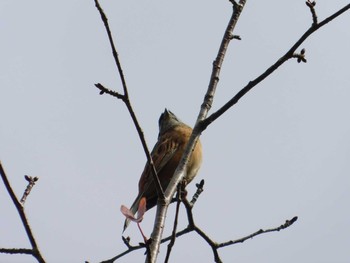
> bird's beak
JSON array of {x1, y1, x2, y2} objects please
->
[{"x1": 163, "y1": 108, "x2": 171, "y2": 119}]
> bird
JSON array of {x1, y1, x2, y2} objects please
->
[{"x1": 123, "y1": 108, "x2": 202, "y2": 232}]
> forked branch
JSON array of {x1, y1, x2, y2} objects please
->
[
  {"x1": 202, "y1": 2, "x2": 350, "y2": 130},
  {"x1": 99, "y1": 182, "x2": 297, "y2": 263},
  {"x1": 92, "y1": 1, "x2": 350, "y2": 262},
  {"x1": 93, "y1": 0, "x2": 164, "y2": 199}
]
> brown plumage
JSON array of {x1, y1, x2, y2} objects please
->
[{"x1": 123, "y1": 109, "x2": 202, "y2": 232}]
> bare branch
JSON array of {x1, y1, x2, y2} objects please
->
[
  {"x1": 147, "y1": 2, "x2": 247, "y2": 261},
  {"x1": 189, "y1": 179, "x2": 205, "y2": 207},
  {"x1": 94, "y1": 83, "x2": 125, "y2": 100},
  {"x1": 100, "y1": 190, "x2": 296, "y2": 263},
  {"x1": 164, "y1": 185, "x2": 183, "y2": 263},
  {"x1": 231, "y1": 35, "x2": 242, "y2": 40},
  {"x1": 182, "y1": 190, "x2": 298, "y2": 262},
  {"x1": 306, "y1": 0, "x2": 318, "y2": 26},
  {"x1": 0, "y1": 162, "x2": 46, "y2": 263},
  {"x1": 93, "y1": 0, "x2": 128, "y2": 97},
  {"x1": 217, "y1": 216, "x2": 298, "y2": 248},
  {"x1": 93, "y1": 0, "x2": 164, "y2": 200},
  {"x1": 93, "y1": 1, "x2": 349, "y2": 262},
  {"x1": 202, "y1": 3, "x2": 350, "y2": 130},
  {"x1": 0, "y1": 248, "x2": 33, "y2": 255},
  {"x1": 20, "y1": 175, "x2": 39, "y2": 205},
  {"x1": 292, "y1": 48, "x2": 307, "y2": 63}
]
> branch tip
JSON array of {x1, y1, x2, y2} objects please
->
[
  {"x1": 190, "y1": 179, "x2": 205, "y2": 206},
  {"x1": 306, "y1": 0, "x2": 316, "y2": 8},
  {"x1": 229, "y1": 0, "x2": 238, "y2": 8},
  {"x1": 122, "y1": 236, "x2": 132, "y2": 249},
  {"x1": 20, "y1": 175, "x2": 39, "y2": 205},
  {"x1": 233, "y1": 35, "x2": 242, "y2": 40},
  {"x1": 306, "y1": 0, "x2": 318, "y2": 25},
  {"x1": 94, "y1": 83, "x2": 125, "y2": 99},
  {"x1": 293, "y1": 48, "x2": 307, "y2": 63},
  {"x1": 286, "y1": 216, "x2": 298, "y2": 226}
]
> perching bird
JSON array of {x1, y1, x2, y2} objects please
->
[{"x1": 123, "y1": 109, "x2": 202, "y2": 232}]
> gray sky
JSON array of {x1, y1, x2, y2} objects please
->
[{"x1": 1, "y1": 1, "x2": 350, "y2": 262}]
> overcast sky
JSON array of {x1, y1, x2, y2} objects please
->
[{"x1": 1, "y1": 1, "x2": 350, "y2": 262}]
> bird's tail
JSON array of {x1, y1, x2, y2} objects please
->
[{"x1": 122, "y1": 194, "x2": 142, "y2": 233}]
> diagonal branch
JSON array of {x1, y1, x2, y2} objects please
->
[
  {"x1": 202, "y1": 2, "x2": 350, "y2": 130},
  {"x1": 0, "y1": 162, "x2": 45, "y2": 263},
  {"x1": 217, "y1": 216, "x2": 298, "y2": 248},
  {"x1": 20, "y1": 175, "x2": 39, "y2": 205},
  {"x1": 93, "y1": 0, "x2": 164, "y2": 199},
  {"x1": 182, "y1": 193, "x2": 298, "y2": 262}
]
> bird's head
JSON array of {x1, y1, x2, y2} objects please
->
[{"x1": 158, "y1": 108, "x2": 183, "y2": 135}]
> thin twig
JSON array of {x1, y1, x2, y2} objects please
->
[
  {"x1": 94, "y1": 0, "x2": 128, "y2": 97},
  {"x1": 306, "y1": 0, "x2": 318, "y2": 26},
  {"x1": 0, "y1": 248, "x2": 33, "y2": 255},
  {"x1": 292, "y1": 48, "x2": 307, "y2": 63},
  {"x1": 93, "y1": 0, "x2": 164, "y2": 200},
  {"x1": 217, "y1": 216, "x2": 298, "y2": 248},
  {"x1": 100, "y1": 213, "x2": 296, "y2": 263},
  {"x1": 182, "y1": 191, "x2": 223, "y2": 262},
  {"x1": 99, "y1": 183, "x2": 202, "y2": 263},
  {"x1": 20, "y1": 175, "x2": 38, "y2": 205},
  {"x1": 164, "y1": 185, "x2": 182, "y2": 263},
  {"x1": 189, "y1": 179, "x2": 205, "y2": 207},
  {"x1": 184, "y1": 193, "x2": 298, "y2": 262},
  {"x1": 95, "y1": 83, "x2": 124, "y2": 100},
  {"x1": 0, "y1": 162, "x2": 46, "y2": 263}
]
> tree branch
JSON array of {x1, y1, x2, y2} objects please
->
[
  {"x1": 0, "y1": 162, "x2": 46, "y2": 263},
  {"x1": 99, "y1": 183, "x2": 296, "y2": 263},
  {"x1": 217, "y1": 216, "x2": 298, "y2": 248},
  {"x1": 202, "y1": 2, "x2": 350, "y2": 130},
  {"x1": 0, "y1": 248, "x2": 33, "y2": 255},
  {"x1": 164, "y1": 185, "x2": 183, "y2": 263},
  {"x1": 93, "y1": 1, "x2": 350, "y2": 262},
  {"x1": 182, "y1": 193, "x2": 298, "y2": 262},
  {"x1": 147, "y1": 1, "x2": 247, "y2": 262},
  {"x1": 20, "y1": 175, "x2": 39, "y2": 205},
  {"x1": 93, "y1": 0, "x2": 164, "y2": 199},
  {"x1": 306, "y1": 0, "x2": 318, "y2": 26}
]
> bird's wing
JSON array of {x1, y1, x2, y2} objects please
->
[
  {"x1": 123, "y1": 135, "x2": 180, "y2": 232},
  {"x1": 139, "y1": 134, "x2": 179, "y2": 194}
]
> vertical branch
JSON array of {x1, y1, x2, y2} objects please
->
[
  {"x1": 202, "y1": 0, "x2": 246, "y2": 114},
  {"x1": 147, "y1": 1, "x2": 247, "y2": 262},
  {"x1": 94, "y1": 0, "x2": 128, "y2": 97},
  {"x1": 164, "y1": 185, "x2": 182, "y2": 263},
  {"x1": 0, "y1": 162, "x2": 45, "y2": 263}
]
